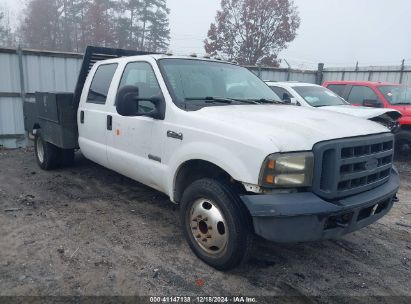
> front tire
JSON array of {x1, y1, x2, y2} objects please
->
[
  {"x1": 34, "y1": 131, "x2": 61, "y2": 170},
  {"x1": 395, "y1": 131, "x2": 411, "y2": 157},
  {"x1": 180, "y1": 178, "x2": 253, "y2": 270}
]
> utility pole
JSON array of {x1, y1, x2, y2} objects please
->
[
  {"x1": 316, "y1": 63, "x2": 324, "y2": 85},
  {"x1": 399, "y1": 59, "x2": 405, "y2": 84},
  {"x1": 284, "y1": 59, "x2": 291, "y2": 81}
]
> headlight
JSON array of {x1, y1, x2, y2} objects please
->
[{"x1": 259, "y1": 152, "x2": 314, "y2": 188}]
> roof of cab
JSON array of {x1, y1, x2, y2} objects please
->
[
  {"x1": 323, "y1": 80, "x2": 400, "y2": 86},
  {"x1": 265, "y1": 81, "x2": 321, "y2": 87},
  {"x1": 96, "y1": 53, "x2": 236, "y2": 65}
]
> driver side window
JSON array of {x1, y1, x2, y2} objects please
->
[
  {"x1": 347, "y1": 86, "x2": 378, "y2": 105},
  {"x1": 118, "y1": 62, "x2": 162, "y2": 112},
  {"x1": 270, "y1": 86, "x2": 293, "y2": 101}
]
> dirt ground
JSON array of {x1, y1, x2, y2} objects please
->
[{"x1": 0, "y1": 147, "x2": 410, "y2": 301}]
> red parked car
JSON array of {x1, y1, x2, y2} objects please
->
[{"x1": 323, "y1": 81, "x2": 411, "y2": 154}]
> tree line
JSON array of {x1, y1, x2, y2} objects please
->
[
  {"x1": 0, "y1": 0, "x2": 300, "y2": 67},
  {"x1": 0, "y1": 0, "x2": 170, "y2": 53},
  {"x1": 0, "y1": 8, "x2": 14, "y2": 47}
]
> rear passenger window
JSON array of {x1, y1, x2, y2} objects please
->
[
  {"x1": 347, "y1": 86, "x2": 378, "y2": 105},
  {"x1": 87, "y1": 63, "x2": 118, "y2": 104},
  {"x1": 327, "y1": 84, "x2": 346, "y2": 97}
]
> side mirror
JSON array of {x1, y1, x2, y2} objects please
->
[
  {"x1": 289, "y1": 97, "x2": 299, "y2": 105},
  {"x1": 116, "y1": 85, "x2": 165, "y2": 120},
  {"x1": 282, "y1": 93, "x2": 292, "y2": 103},
  {"x1": 363, "y1": 99, "x2": 382, "y2": 108}
]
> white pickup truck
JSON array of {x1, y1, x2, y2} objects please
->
[
  {"x1": 266, "y1": 82, "x2": 401, "y2": 132},
  {"x1": 24, "y1": 47, "x2": 400, "y2": 270}
]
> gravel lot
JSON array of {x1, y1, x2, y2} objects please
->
[{"x1": 0, "y1": 148, "x2": 410, "y2": 301}]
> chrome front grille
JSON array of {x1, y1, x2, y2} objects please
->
[{"x1": 312, "y1": 133, "x2": 394, "y2": 199}]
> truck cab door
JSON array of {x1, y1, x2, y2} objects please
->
[
  {"x1": 78, "y1": 63, "x2": 118, "y2": 167},
  {"x1": 106, "y1": 61, "x2": 165, "y2": 189},
  {"x1": 347, "y1": 85, "x2": 382, "y2": 107}
]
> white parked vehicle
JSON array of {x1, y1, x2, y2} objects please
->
[
  {"x1": 24, "y1": 47, "x2": 400, "y2": 270},
  {"x1": 265, "y1": 82, "x2": 401, "y2": 131}
]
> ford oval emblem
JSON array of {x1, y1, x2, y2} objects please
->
[{"x1": 365, "y1": 158, "x2": 379, "y2": 171}]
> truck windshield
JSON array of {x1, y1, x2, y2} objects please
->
[
  {"x1": 292, "y1": 86, "x2": 348, "y2": 107},
  {"x1": 158, "y1": 59, "x2": 281, "y2": 106},
  {"x1": 378, "y1": 85, "x2": 411, "y2": 105}
]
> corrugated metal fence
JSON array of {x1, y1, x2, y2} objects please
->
[
  {"x1": 0, "y1": 46, "x2": 410, "y2": 148},
  {"x1": 249, "y1": 64, "x2": 411, "y2": 86},
  {"x1": 0, "y1": 47, "x2": 82, "y2": 148},
  {"x1": 248, "y1": 66, "x2": 318, "y2": 83},
  {"x1": 322, "y1": 65, "x2": 411, "y2": 85}
]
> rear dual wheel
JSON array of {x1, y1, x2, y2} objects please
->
[
  {"x1": 180, "y1": 178, "x2": 253, "y2": 270},
  {"x1": 34, "y1": 131, "x2": 75, "y2": 170}
]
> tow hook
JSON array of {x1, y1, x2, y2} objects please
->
[{"x1": 325, "y1": 213, "x2": 353, "y2": 230}]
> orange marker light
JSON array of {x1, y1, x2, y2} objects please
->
[
  {"x1": 267, "y1": 159, "x2": 276, "y2": 169},
  {"x1": 116, "y1": 129, "x2": 120, "y2": 136},
  {"x1": 266, "y1": 175, "x2": 274, "y2": 184}
]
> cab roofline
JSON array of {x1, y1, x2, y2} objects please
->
[{"x1": 323, "y1": 81, "x2": 401, "y2": 86}]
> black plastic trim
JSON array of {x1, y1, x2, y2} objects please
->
[
  {"x1": 240, "y1": 169, "x2": 400, "y2": 242},
  {"x1": 312, "y1": 133, "x2": 394, "y2": 199}
]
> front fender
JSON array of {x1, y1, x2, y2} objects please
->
[{"x1": 167, "y1": 141, "x2": 267, "y2": 201}]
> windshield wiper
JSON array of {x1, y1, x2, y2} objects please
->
[
  {"x1": 393, "y1": 102, "x2": 411, "y2": 105},
  {"x1": 247, "y1": 98, "x2": 285, "y2": 104},
  {"x1": 185, "y1": 97, "x2": 233, "y2": 104},
  {"x1": 185, "y1": 97, "x2": 259, "y2": 104}
]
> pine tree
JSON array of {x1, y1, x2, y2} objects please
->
[
  {"x1": 119, "y1": 0, "x2": 143, "y2": 48},
  {"x1": 138, "y1": 0, "x2": 170, "y2": 51},
  {"x1": 145, "y1": 8, "x2": 170, "y2": 52}
]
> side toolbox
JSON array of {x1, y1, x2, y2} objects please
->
[{"x1": 33, "y1": 92, "x2": 79, "y2": 149}]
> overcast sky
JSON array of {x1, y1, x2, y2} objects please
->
[{"x1": 3, "y1": 0, "x2": 411, "y2": 69}]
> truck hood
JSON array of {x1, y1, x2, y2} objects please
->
[
  {"x1": 320, "y1": 105, "x2": 402, "y2": 120},
  {"x1": 196, "y1": 105, "x2": 390, "y2": 152}
]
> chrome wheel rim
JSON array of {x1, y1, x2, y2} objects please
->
[
  {"x1": 189, "y1": 198, "x2": 228, "y2": 255},
  {"x1": 36, "y1": 137, "x2": 44, "y2": 163}
]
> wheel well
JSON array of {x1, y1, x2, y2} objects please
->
[
  {"x1": 173, "y1": 160, "x2": 244, "y2": 203},
  {"x1": 397, "y1": 126, "x2": 411, "y2": 144}
]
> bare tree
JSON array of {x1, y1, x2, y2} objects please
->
[
  {"x1": 83, "y1": 0, "x2": 115, "y2": 48},
  {"x1": 204, "y1": 0, "x2": 300, "y2": 66},
  {"x1": 0, "y1": 10, "x2": 9, "y2": 45},
  {"x1": 18, "y1": 0, "x2": 62, "y2": 50},
  {"x1": 0, "y1": 8, "x2": 15, "y2": 47}
]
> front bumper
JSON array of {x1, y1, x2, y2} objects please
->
[{"x1": 240, "y1": 169, "x2": 400, "y2": 242}]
